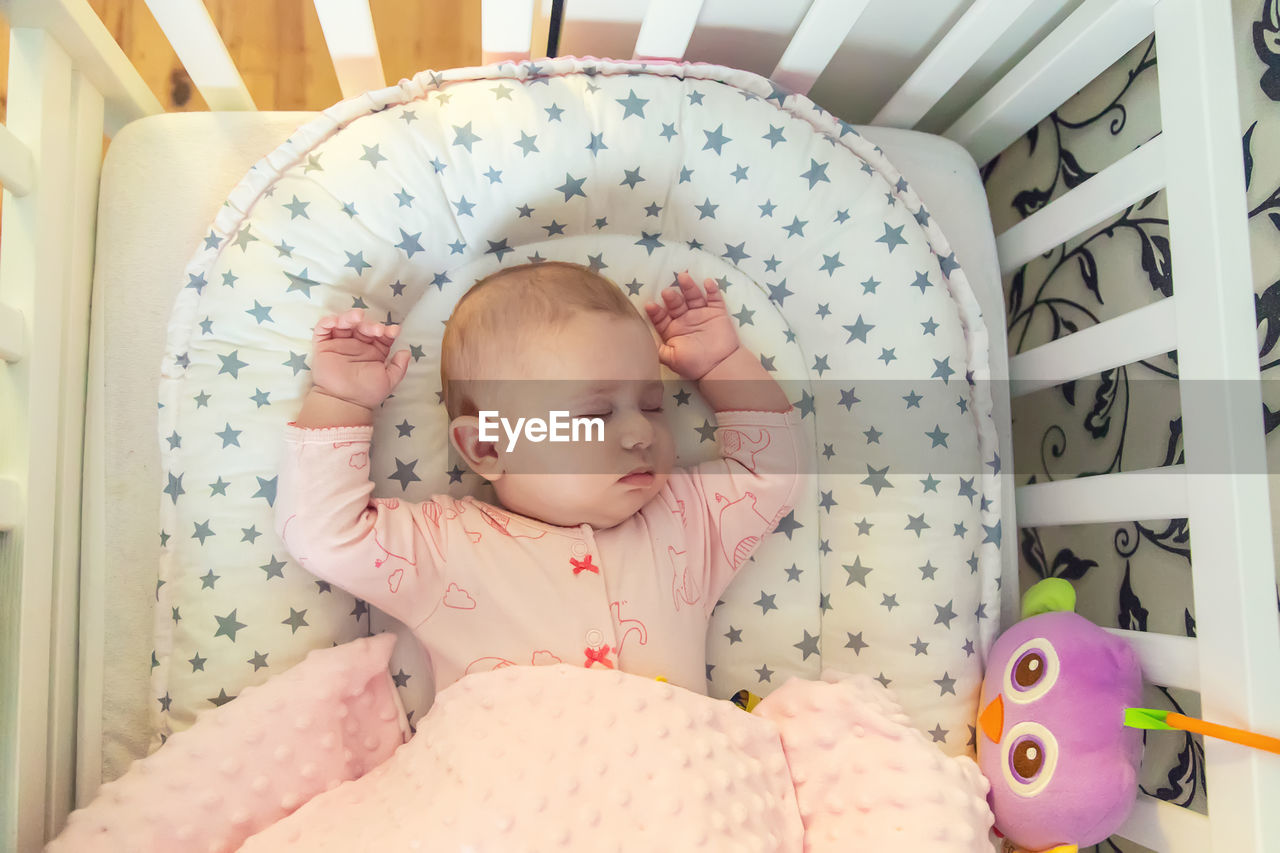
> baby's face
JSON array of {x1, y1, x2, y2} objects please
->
[{"x1": 478, "y1": 312, "x2": 676, "y2": 529}]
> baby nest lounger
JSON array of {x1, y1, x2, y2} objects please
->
[{"x1": 139, "y1": 58, "x2": 1003, "y2": 766}]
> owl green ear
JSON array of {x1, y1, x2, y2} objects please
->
[{"x1": 1021, "y1": 578, "x2": 1077, "y2": 619}]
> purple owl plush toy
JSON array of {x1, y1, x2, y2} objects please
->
[{"x1": 977, "y1": 578, "x2": 1143, "y2": 853}]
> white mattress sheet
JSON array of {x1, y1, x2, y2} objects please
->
[{"x1": 89, "y1": 110, "x2": 1015, "y2": 788}]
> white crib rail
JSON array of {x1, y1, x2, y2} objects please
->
[
  {"x1": 632, "y1": 0, "x2": 704, "y2": 61},
  {"x1": 768, "y1": 0, "x2": 870, "y2": 97},
  {"x1": 980, "y1": 0, "x2": 1280, "y2": 847},
  {"x1": 0, "y1": 21, "x2": 107, "y2": 853},
  {"x1": 313, "y1": 0, "x2": 386, "y2": 99},
  {"x1": 141, "y1": 0, "x2": 254, "y2": 110},
  {"x1": 1104, "y1": 629, "x2": 1199, "y2": 693},
  {"x1": 0, "y1": 120, "x2": 35, "y2": 195},
  {"x1": 1016, "y1": 466, "x2": 1189, "y2": 527},
  {"x1": 872, "y1": 0, "x2": 1043, "y2": 129},
  {"x1": 481, "y1": 0, "x2": 536, "y2": 64},
  {"x1": 1, "y1": 0, "x2": 160, "y2": 134},
  {"x1": 946, "y1": 0, "x2": 1157, "y2": 167},
  {"x1": 996, "y1": 135, "x2": 1166, "y2": 277},
  {"x1": 1156, "y1": 0, "x2": 1280, "y2": 846},
  {"x1": 1007, "y1": 296, "x2": 1178, "y2": 397},
  {"x1": 1120, "y1": 795, "x2": 1212, "y2": 852}
]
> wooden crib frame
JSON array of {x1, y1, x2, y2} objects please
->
[{"x1": 1, "y1": 0, "x2": 1277, "y2": 850}]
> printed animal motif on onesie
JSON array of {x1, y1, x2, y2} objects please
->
[
  {"x1": 611, "y1": 601, "x2": 649, "y2": 656},
  {"x1": 442, "y1": 497, "x2": 483, "y2": 543},
  {"x1": 659, "y1": 492, "x2": 688, "y2": 528},
  {"x1": 476, "y1": 503, "x2": 548, "y2": 541},
  {"x1": 719, "y1": 427, "x2": 771, "y2": 471},
  {"x1": 464, "y1": 650, "x2": 563, "y2": 675},
  {"x1": 372, "y1": 525, "x2": 417, "y2": 594},
  {"x1": 668, "y1": 545, "x2": 700, "y2": 611},
  {"x1": 460, "y1": 648, "x2": 560, "y2": 676},
  {"x1": 713, "y1": 491, "x2": 769, "y2": 570},
  {"x1": 419, "y1": 500, "x2": 447, "y2": 556}
]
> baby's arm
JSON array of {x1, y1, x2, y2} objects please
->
[
  {"x1": 646, "y1": 275, "x2": 806, "y2": 606},
  {"x1": 276, "y1": 310, "x2": 443, "y2": 626},
  {"x1": 644, "y1": 272, "x2": 790, "y2": 413}
]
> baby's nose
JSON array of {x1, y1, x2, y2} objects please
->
[{"x1": 619, "y1": 412, "x2": 653, "y2": 450}]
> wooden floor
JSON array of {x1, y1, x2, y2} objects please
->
[{"x1": 1, "y1": 0, "x2": 483, "y2": 118}]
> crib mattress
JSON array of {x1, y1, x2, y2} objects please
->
[{"x1": 89, "y1": 105, "x2": 1014, "y2": 789}]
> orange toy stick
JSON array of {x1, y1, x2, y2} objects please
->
[{"x1": 1166, "y1": 712, "x2": 1280, "y2": 755}]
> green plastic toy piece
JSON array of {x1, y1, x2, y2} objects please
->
[
  {"x1": 1020, "y1": 577, "x2": 1077, "y2": 619},
  {"x1": 1123, "y1": 708, "x2": 1174, "y2": 730}
]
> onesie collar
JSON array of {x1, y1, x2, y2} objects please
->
[{"x1": 462, "y1": 495, "x2": 591, "y2": 539}]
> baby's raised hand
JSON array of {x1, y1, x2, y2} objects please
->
[
  {"x1": 643, "y1": 272, "x2": 741, "y2": 380},
  {"x1": 311, "y1": 308, "x2": 411, "y2": 410}
]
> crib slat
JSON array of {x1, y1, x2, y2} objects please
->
[
  {"x1": 0, "y1": 301, "x2": 25, "y2": 362},
  {"x1": 1, "y1": 0, "x2": 162, "y2": 135},
  {"x1": 0, "y1": 477, "x2": 20, "y2": 531},
  {"x1": 481, "y1": 0, "x2": 536, "y2": 64},
  {"x1": 312, "y1": 0, "x2": 386, "y2": 99},
  {"x1": 770, "y1": 0, "x2": 871, "y2": 97},
  {"x1": 996, "y1": 135, "x2": 1165, "y2": 276},
  {"x1": 0, "y1": 121, "x2": 36, "y2": 197},
  {"x1": 944, "y1": 0, "x2": 1155, "y2": 166},
  {"x1": 141, "y1": 0, "x2": 255, "y2": 111},
  {"x1": 1102, "y1": 629, "x2": 1199, "y2": 692},
  {"x1": 1116, "y1": 793, "x2": 1212, "y2": 853},
  {"x1": 50, "y1": 68, "x2": 104, "y2": 829},
  {"x1": 872, "y1": 0, "x2": 1040, "y2": 130},
  {"x1": 76, "y1": 178, "x2": 109, "y2": 809},
  {"x1": 1015, "y1": 466, "x2": 1187, "y2": 528},
  {"x1": 633, "y1": 0, "x2": 703, "y2": 61},
  {"x1": 1156, "y1": 0, "x2": 1280, "y2": 847},
  {"x1": 1008, "y1": 297, "x2": 1177, "y2": 398},
  {"x1": 0, "y1": 26, "x2": 75, "y2": 853}
]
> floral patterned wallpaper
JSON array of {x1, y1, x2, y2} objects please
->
[{"x1": 980, "y1": 1, "x2": 1280, "y2": 849}]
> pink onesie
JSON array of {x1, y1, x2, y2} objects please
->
[{"x1": 274, "y1": 407, "x2": 804, "y2": 694}]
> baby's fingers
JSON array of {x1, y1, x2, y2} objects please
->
[
  {"x1": 659, "y1": 285, "x2": 689, "y2": 317},
  {"x1": 675, "y1": 272, "x2": 708, "y2": 309},
  {"x1": 702, "y1": 277, "x2": 724, "y2": 305},
  {"x1": 354, "y1": 318, "x2": 395, "y2": 342},
  {"x1": 313, "y1": 308, "x2": 366, "y2": 340},
  {"x1": 386, "y1": 349, "x2": 411, "y2": 391},
  {"x1": 644, "y1": 302, "x2": 672, "y2": 337}
]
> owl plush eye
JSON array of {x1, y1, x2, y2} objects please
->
[
  {"x1": 1001, "y1": 721, "x2": 1058, "y2": 796},
  {"x1": 1002, "y1": 637, "x2": 1059, "y2": 704}
]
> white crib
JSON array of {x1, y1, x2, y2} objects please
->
[{"x1": 1, "y1": 0, "x2": 1276, "y2": 850}]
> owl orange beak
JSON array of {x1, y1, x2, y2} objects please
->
[{"x1": 979, "y1": 694, "x2": 1004, "y2": 743}]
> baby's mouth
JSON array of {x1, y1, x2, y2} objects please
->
[{"x1": 618, "y1": 466, "x2": 655, "y2": 486}]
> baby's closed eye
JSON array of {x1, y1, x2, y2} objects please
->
[{"x1": 578, "y1": 405, "x2": 664, "y2": 418}]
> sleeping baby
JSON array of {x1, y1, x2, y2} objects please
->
[{"x1": 274, "y1": 261, "x2": 805, "y2": 694}]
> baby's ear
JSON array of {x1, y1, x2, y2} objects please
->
[{"x1": 449, "y1": 415, "x2": 503, "y2": 481}]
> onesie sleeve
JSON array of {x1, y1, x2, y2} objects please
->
[
  {"x1": 666, "y1": 407, "x2": 807, "y2": 613},
  {"x1": 274, "y1": 423, "x2": 448, "y2": 629}
]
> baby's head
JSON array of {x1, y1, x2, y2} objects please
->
[{"x1": 441, "y1": 262, "x2": 675, "y2": 529}]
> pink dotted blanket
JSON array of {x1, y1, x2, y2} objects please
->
[{"x1": 52, "y1": 635, "x2": 993, "y2": 851}]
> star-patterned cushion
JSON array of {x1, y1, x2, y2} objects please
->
[{"x1": 154, "y1": 58, "x2": 1002, "y2": 757}]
